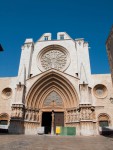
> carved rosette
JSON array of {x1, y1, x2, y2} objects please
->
[
  {"x1": 37, "y1": 45, "x2": 70, "y2": 72},
  {"x1": 41, "y1": 50, "x2": 67, "y2": 71}
]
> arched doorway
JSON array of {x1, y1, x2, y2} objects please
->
[
  {"x1": 41, "y1": 91, "x2": 64, "y2": 134},
  {"x1": 25, "y1": 70, "x2": 79, "y2": 134},
  {"x1": 98, "y1": 113, "x2": 110, "y2": 127},
  {"x1": 98, "y1": 113, "x2": 111, "y2": 135}
]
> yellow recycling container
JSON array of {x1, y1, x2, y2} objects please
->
[{"x1": 56, "y1": 126, "x2": 61, "y2": 134}]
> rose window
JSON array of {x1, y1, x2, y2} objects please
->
[
  {"x1": 41, "y1": 50, "x2": 67, "y2": 71},
  {"x1": 1, "y1": 88, "x2": 12, "y2": 99},
  {"x1": 93, "y1": 84, "x2": 107, "y2": 98}
]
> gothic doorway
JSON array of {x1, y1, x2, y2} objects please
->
[
  {"x1": 25, "y1": 71, "x2": 79, "y2": 135},
  {"x1": 42, "y1": 112, "x2": 52, "y2": 134},
  {"x1": 42, "y1": 111, "x2": 64, "y2": 134}
]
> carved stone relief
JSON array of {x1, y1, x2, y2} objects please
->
[
  {"x1": 43, "y1": 91, "x2": 63, "y2": 106},
  {"x1": 41, "y1": 50, "x2": 67, "y2": 71},
  {"x1": 24, "y1": 109, "x2": 39, "y2": 122},
  {"x1": 11, "y1": 104, "x2": 24, "y2": 119},
  {"x1": 65, "y1": 105, "x2": 95, "y2": 123}
]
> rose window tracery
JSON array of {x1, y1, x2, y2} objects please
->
[{"x1": 41, "y1": 50, "x2": 67, "y2": 71}]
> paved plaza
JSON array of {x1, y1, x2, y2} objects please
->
[{"x1": 0, "y1": 134, "x2": 113, "y2": 150}]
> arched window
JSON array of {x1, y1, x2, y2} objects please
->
[
  {"x1": 98, "y1": 114, "x2": 109, "y2": 127},
  {"x1": 0, "y1": 113, "x2": 9, "y2": 125}
]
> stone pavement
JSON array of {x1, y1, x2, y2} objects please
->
[{"x1": 0, "y1": 134, "x2": 113, "y2": 150}]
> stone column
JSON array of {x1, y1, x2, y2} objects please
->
[{"x1": 51, "y1": 111, "x2": 55, "y2": 135}]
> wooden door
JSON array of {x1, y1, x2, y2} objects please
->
[{"x1": 54, "y1": 112, "x2": 64, "y2": 131}]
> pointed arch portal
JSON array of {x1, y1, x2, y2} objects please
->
[
  {"x1": 26, "y1": 70, "x2": 79, "y2": 110},
  {"x1": 25, "y1": 70, "x2": 79, "y2": 133}
]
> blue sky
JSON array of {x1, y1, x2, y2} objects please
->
[{"x1": 0, "y1": 0, "x2": 113, "y2": 77}]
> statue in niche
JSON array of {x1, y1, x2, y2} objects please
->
[
  {"x1": 36, "y1": 112, "x2": 39, "y2": 122},
  {"x1": 73, "y1": 110, "x2": 77, "y2": 121},
  {"x1": 34, "y1": 113, "x2": 37, "y2": 121},
  {"x1": 25, "y1": 113, "x2": 28, "y2": 120},
  {"x1": 67, "y1": 112, "x2": 70, "y2": 122},
  {"x1": 38, "y1": 111, "x2": 42, "y2": 123}
]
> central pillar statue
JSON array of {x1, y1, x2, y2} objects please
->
[{"x1": 51, "y1": 110, "x2": 54, "y2": 135}]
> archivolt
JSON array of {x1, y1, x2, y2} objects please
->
[{"x1": 26, "y1": 71, "x2": 79, "y2": 109}]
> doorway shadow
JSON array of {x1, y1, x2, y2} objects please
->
[
  {"x1": 42, "y1": 112, "x2": 52, "y2": 134},
  {"x1": 100, "y1": 127, "x2": 113, "y2": 138}
]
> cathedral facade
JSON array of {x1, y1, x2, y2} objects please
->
[{"x1": 0, "y1": 32, "x2": 113, "y2": 135}]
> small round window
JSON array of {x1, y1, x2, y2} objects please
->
[
  {"x1": 93, "y1": 84, "x2": 107, "y2": 99},
  {"x1": 1, "y1": 88, "x2": 12, "y2": 99}
]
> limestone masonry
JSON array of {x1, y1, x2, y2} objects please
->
[
  {"x1": 0, "y1": 32, "x2": 113, "y2": 135},
  {"x1": 106, "y1": 25, "x2": 113, "y2": 85}
]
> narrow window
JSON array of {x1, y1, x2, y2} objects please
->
[
  {"x1": 44, "y1": 36, "x2": 48, "y2": 41},
  {"x1": 60, "y1": 35, "x2": 64, "y2": 40}
]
